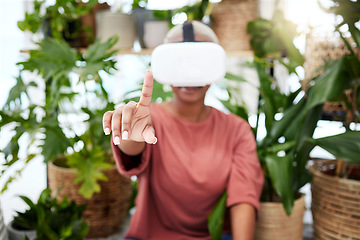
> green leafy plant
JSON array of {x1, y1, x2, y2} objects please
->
[
  {"x1": 18, "y1": 0, "x2": 98, "y2": 43},
  {"x1": 246, "y1": 9, "x2": 305, "y2": 74},
  {"x1": 208, "y1": 5, "x2": 360, "y2": 239},
  {"x1": 174, "y1": 0, "x2": 210, "y2": 21},
  {"x1": 12, "y1": 188, "x2": 89, "y2": 240},
  {"x1": 131, "y1": 0, "x2": 148, "y2": 9},
  {"x1": 0, "y1": 36, "x2": 119, "y2": 198}
]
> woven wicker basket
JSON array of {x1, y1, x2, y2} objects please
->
[
  {"x1": 303, "y1": 29, "x2": 360, "y2": 84},
  {"x1": 254, "y1": 194, "x2": 305, "y2": 240},
  {"x1": 210, "y1": 0, "x2": 259, "y2": 51},
  {"x1": 310, "y1": 159, "x2": 360, "y2": 240},
  {"x1": 47, "y1": 161, "x2": 132, "y2": 238},
  {"x1": 303, "y1": 30, "x2": 360, "y2": 120}
]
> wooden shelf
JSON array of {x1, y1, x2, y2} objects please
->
[
  {"x1": 118, "y1": 48, "x2": 254, "y2": 58},
  {"x1": 21, "y1": 48, "x2": 254, "y2": 58}
]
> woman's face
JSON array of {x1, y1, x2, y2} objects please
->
[
  {"x1": 171, "y1": 85, "x2": 210, "y2": 104},
  {"x1": 168, "y1": 26, "x2": 214, "y2": 104}
]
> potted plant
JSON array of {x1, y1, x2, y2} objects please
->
[
  {"x1": 130, "y1": 0, "x2": 174, "y2": 49},
  {"x1": 208, "y1": 8, "x2": 360, "y2": 240},
  {"x1": 173, "y1": 0, "x2": 210, "y2": 22},
  {"x1": 306, "y1": 0, "x2": 360, "y2": 239},
  {"x1": 6, "y1": 188, "x2": 88, "y2": 240},
  {"x1": 96, "y1": 7, "x2": 136, "y2": 49},
  {"x1": 17, "y1": 0, "x2": 100, "y2": 47},
  {"x1": 210, "y1": 0, "x2": 259, "y2": 50},
  {"x1": 0, "y1": 36, "x2": 132, "y2": 238}
]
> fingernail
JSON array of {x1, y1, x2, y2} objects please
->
[
  {"x1": 122, "y1": 131, "x2": 129, "y2": 140},
  {"x1": 153, "y1": 137, "x2": 157, "y2": 144},
  {"x1": 114, "y1": 136, "x2": 120, "y2": 145},
  {"x1": 104, "y1": 128, "x2": 110, "y2": 135}
]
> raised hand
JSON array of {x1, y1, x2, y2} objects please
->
[{"x1": 102, "y1": 71, "x2": 157, "y2": 146}]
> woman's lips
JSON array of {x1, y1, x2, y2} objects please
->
[{"x1": 179, "y1": 87, "x2": 202, "y2": 93}]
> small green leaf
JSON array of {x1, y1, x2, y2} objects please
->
[{"x1": 208, "y1": 192, "x2": 227, "y2": 240}]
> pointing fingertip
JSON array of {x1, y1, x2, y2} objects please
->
[
  {"x1": 114, "y1": 136, "x2": 120, "y2": 145},
  {"x1": 122, "y1": 131, "x2": 129, "y2": 140},
  {"x1": 104, "y1": 128, "x2": 110, "y2": 135}
]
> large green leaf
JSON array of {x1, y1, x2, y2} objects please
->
[
  {"x1": 66, "y1": 146, "x2": 112, "y2": 199},
  {"x1": 18, "y1": 38, "x2": 77, "y2": 81},
  {"x1": 255, "y1": 61, "x2": 276, "y2": 132},
  {"x1": 78, "y1": 36, "x2": 118, "y2": 81},
  {"x1": 264, "y1": 154, "x2": 294, "y2": 215},
  {"x1": 208, "y1": 192, "x2": 227, "y2": 240},
  {"x1": 42, "y1": 118, "x2": 73, "y2": 163},
  {"x1": 308, "y1": 131, "x2": 360, "y2": 163},
  {"x1": 305, "y1": 57, "x2": 354, "y2": 111},
  {"x1": 268, "y1": 97, "x2": 306, "y2": 143},
  {"x1": 224, "y1": 72, "x2": 247, "y2": 83},
  {"x1": 220, "y1": 99, "x2": 249, "y2": 122},
  {"x1": 2, "y1": 75, "x2": 37, "y2": 109}
]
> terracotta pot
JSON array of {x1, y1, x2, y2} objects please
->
[
  {"x1": 255, "y1": 194, "x2": 306, "y2": 240},
  {"x1": 47, "y1": 161, "x2": 133, "y2": 238}
]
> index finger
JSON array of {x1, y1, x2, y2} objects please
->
[{"x1": 138, "y1": 70, "x2": 153, "y2": 107}]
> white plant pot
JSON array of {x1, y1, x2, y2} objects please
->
[
  {"x1": 143, "y1": 21, "x2": 169, "y2": 49},
  {"x1": 96, "y1": 10, "x2": 136, "y2": 49},
  {"x1": 6, "y1": 220, "x2": 36, "y2": 240}
]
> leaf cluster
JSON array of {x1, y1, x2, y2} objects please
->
[
  {"x1": 12, "y1": 188, "x2": 89, "y2": 240},
  {"x1": 209, "y1": 3, "x2": 360, "y2": 238},
  {"x1": 17, "y1": 0, "x2": 98, "y2": 40},
  {"x1": 174, "y1": 0, "x2": 210, "y2": 21},
  {"x1": 1, "y1": 36, "x2": 119, "y2": 198},
  {"x1": 247, "y1": 10, "x2": 304, "y2": 74},
  {"x1": 245, "y1": 5, "x2": 359, "y2": 215}
]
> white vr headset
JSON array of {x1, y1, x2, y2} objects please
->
[{"x1": 151, "y1": 22, "x2": 226, "y2": 87}]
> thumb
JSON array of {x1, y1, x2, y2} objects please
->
[{"x1": 143, "y1": 125, "x2": 157, "y2": 144}]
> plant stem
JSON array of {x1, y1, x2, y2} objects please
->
[{"x1": 336, "y1": 159, "x2": 343, "y2": 177}]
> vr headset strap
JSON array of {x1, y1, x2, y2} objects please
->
[{"x1": 183, "y1": 22, "x2": 195, "y2": 42}]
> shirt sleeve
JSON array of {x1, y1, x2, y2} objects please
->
[
  {"x1": 226, "y1": 121, "x2": 264, "y2": 214},
  {"x1": 111, "y1": 139, "x2": 152, "y2": 177}
]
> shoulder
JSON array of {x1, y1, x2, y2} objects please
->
[
  {"x1": 211, "y1": 107, "x2": 249, "y2": 128},
  {"x1": 211, "y1": 107, "x2": 254, "y2": 141}
]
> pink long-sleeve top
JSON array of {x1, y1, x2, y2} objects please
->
[{"x1": 112, "y1": 103, "x2": 264, "y2": 240}]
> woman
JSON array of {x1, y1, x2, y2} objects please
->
[{"x1": 102, "y1": 21, "x2": 264, "y2": 240}]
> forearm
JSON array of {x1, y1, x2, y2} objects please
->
[
  {"x1": 118, "y1": 139, "x2": 146, "y2": 156},
  {"x1": 230, "y1": 203, "x2": 256, "y2": 240}
]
